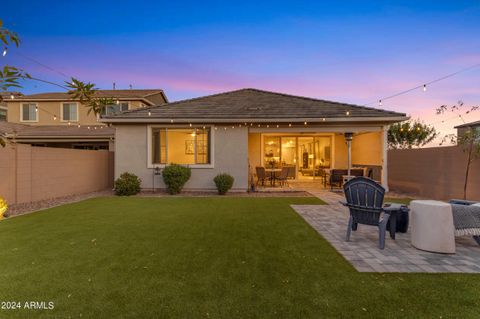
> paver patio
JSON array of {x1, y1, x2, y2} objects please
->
[{"x1": 293, "y1": 187, "x2": 480, "y2": 273}]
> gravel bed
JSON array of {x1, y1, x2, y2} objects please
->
[{"x1": 6, "y1": 190, "x2": 114, "y2": 217}]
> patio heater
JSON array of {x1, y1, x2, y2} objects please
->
[{"x1": 344, "y1": 132, "x2": 354, "y2": 176}]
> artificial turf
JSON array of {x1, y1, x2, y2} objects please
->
[{"x1": 0, "y1": 196, "x2": 478, "y2": 318}]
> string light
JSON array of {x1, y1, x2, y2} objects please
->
[
  {"x1": 365, "y1": 62, "x2": 480, "y2": 107},
  {"x1": 224, "y1": 127, "x2": 227, "y2": 130},
  {"x1": 322, "y1": 118, "x2": 326, "y2": 121},
  {"x1": 257, "y1": 124, "x2": 260, "y2": 127},
  {"x1": 304, "y1": 121, "x2": 307, "y2": 125},
  {"x1": 53, "y1": 115, "x2": 57, "y2": 120},
  {"x1": 77, "y1": 124, "x2": 81, "y2": 128},
  {"x1": 289, "y1": 123, "x2": 292, "y2": 127},
  {"x1": 87, "y1": 126, "x2": 91, "y2": 130},
  {"x1": 116, "y1": 100, "x2": 119, "y2": 105},
  {"x1": 67, "y1": 121, "x2": 71, "y2": 126},
  {"x1": 148, "y1": 111, "x2": 151, "y2": 116},
  {"x1": 266, "y1": 125, "x2": 269, "y2": 128},
  {"x1": 346, "y1": 111, "x2": 350, "y2": 116},
  {"x1": 214, "y1": 126, "x2": 217, "y2": 130},
  {"x1": 276, "y1": 125, "x2": 279, "y2": 128},
  {"x1": 170, "y1": 119, "x2": 174, "y2": 123},
  {"x1": 35, "y1": 106, "x2": 38, "y2": 112},
  {"x1": 10, "y1": 94, "x2": 14, "y2": 100},
  {"x1": 189, "y1": 123, "x2": 192, "y2": 127},
  {"x1": 2, "y1": 47, "x2": 6, "y2": 57},
  {"x1": 379, "y1": 100, "x2": 382, "y2": 106}
]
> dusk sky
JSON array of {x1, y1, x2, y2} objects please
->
[{"x1": 3, "y1": 1, "x2": 480, "y2": 143}]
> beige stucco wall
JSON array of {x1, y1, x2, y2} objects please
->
[
  {"x1": 248, "y1": 133, "x2": 262, "y2": 173},
  {"x1": 0, "y1": 144, "x2": 114, "y2": 206},
  {"x1": 114, "y1": 125, "x2": 249, "y2": 191},
  {"x1": 333, "y1": 134, "x2": 348, "y2": 168},
  {"x1": 351, "y1": 131, "x2": 383, "y2": 166},
  {"x1": 7, "y1": 100, "x2": 145, "y2": 125}
]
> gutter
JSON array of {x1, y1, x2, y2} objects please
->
[{"x1": 100, "y1": 116, "x2": 409, "y2": 124}]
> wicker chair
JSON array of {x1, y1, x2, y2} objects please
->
[
  {"x1": 276, "y1": 166, "x2": 290, "y2": 187},
  {"x1": 341, "y1": 177, "x2": 400, "y2": 249},
  {"x1": 255, "y1": 167, "x2": 271, "y2": 186}
]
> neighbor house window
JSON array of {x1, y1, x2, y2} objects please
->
[
  {"x1": 151, "y1": 128, "x2": 211, "y2": 165},
  {"x1": 21, "y1": 103, "x2": 37, "y2": 122},
  {"x1": 101, "y1": 102, "x2": 129, "y2": 115},
  {"x1": 62, "y1": 103, "x2": 78, "y2": 122}
]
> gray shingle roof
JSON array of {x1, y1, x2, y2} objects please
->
[
  {"x1": 102, "y1": 88, "x2": 406, "y2": 122},
  {"x1": 14, "y1": 89, "x2": 167, "y2": 105},
  {"x1": 0, "y1": 122, "x2": 114, "y2": 138},
  {"x1": 455, "y1": 120, "x2": 480, "y2": 129}
]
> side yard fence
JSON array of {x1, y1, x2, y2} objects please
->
[
  {"x1": 388, "y1": 146, "x2": 480, "y2": 200},
  {"x1": 0, "y1": 144, "x2": 114, "y2": 205}
]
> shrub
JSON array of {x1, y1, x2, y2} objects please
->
[
  {"x1": 213, "y1": 173, "x2": 234, "y2": 195},
  {"x1": 162, "y1": 164, "x2": 191, "y2": 194},
  {"x1": 114, "y1": 172, "x2": 141, "y2": 196}
]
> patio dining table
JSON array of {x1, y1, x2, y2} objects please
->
[{"x1": 264, "y1": 168, "x2": 282, "y2": 187}]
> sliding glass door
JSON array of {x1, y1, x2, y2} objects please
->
[{"x1": 263, "y1": 135, "x2": 332, "y2": 180}]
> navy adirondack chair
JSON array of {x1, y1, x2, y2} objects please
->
[{"x1": 341, "y1": 177, "x2": 397, "y2": 249}]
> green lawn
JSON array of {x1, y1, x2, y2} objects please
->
[
  {"x1": 384, "y1": 197, "x2": 413, "y2": 205},
  {"x1": 0, "y1": 197, "x2": 478, "y2": 318}
]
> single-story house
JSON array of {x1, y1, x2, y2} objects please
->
[{"x1": 102, "y1": 88, "x2": 408, "y2": 191}]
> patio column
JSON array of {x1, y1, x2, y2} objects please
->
[
  {"x1": 381, "y1": 125, "x2": 389, "y2": 191},
  {"x1": 344, "y1": 132, "x2": 354, "y2": 176}
]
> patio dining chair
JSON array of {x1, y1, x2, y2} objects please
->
[
  {"x1": 276, "y1": 166, "x2": 290, "y2": 187},
  {"x1": 340, "y1": 177, "x2": 399, "y2": 249},
  {"x1": 255, "y1": 167, "x2": 271, "y2": 186}
]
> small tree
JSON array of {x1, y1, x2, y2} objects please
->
[
  {"x1": 388, "y1": 120, "x2": 437, "y2": 149},
  {"x1": 457, "y1": 128, "x2": 480, "y2": 199},
  {"x1": 437, "y1": 101, "x2": 480, "y2": 199}
]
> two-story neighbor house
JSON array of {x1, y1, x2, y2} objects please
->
[{"x1": 1, "y1": 89, "x2": 167, "y2": 150}]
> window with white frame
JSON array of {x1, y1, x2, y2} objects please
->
[
  {"x1": 21, "y1": 103, "x2": 37, "y2": 121},
  {"x1": 62, "y1": 103, "x2": 78, "y2": 121},
  {"x1": 151, "y1": 127, "x2": 211, "y2": 165},
  {"x1": 101, "y1": 102, "x2": 129, "y2": 115}
]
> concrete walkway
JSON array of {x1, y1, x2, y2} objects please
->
[{"x1": 292, "y1": 187, "x2": 480, "y2": 273}]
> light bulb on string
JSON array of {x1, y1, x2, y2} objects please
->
[
  {"x1": 77, "y1": 124, "x2": 81, "y2": 128},
  {"x1": 304, "y1": 121, "x2": 307, "y2": 125},
  {"x1": 53, "y1": 115, "x2": 57, "y2": 121},
  {"x1": 289, "y1": 123, "x2": 292, "y2": 127},
  {"x1": 379, "y1": 100, "x2": 382, "y2": 106},
  {"x1": 2, "y1": 47, "x2": 7, "y2": 57},
  {"x1": 35, "y1": 106, "x2": 38, "y2": 112},
  {"x1": 423, "y1": 85, "x2": 427, "y2": 92},
  {"x1": 148, "y1": 111, "x2": 151, "y2": 116},
  {"x1": 10, "y1": 94, "x2": 14, "y2": 100}
]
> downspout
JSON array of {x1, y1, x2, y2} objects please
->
[{"x1": 344, "y1": 132, "x2": 353, "y2": 176}]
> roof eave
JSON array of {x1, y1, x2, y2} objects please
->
[{"x1": 100, "y1": 116, "x2": 409, "y2": 124}]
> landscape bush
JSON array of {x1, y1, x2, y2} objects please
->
[
  {"x1": 114, "y1": 172, "x2": 141, "y2": 196},
  {"x1": 213, "y1": 173, "x2": 234, "y2": 195},
  {"x1": 162, "y1": 164, "x2": 192, "y2": 194}
]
